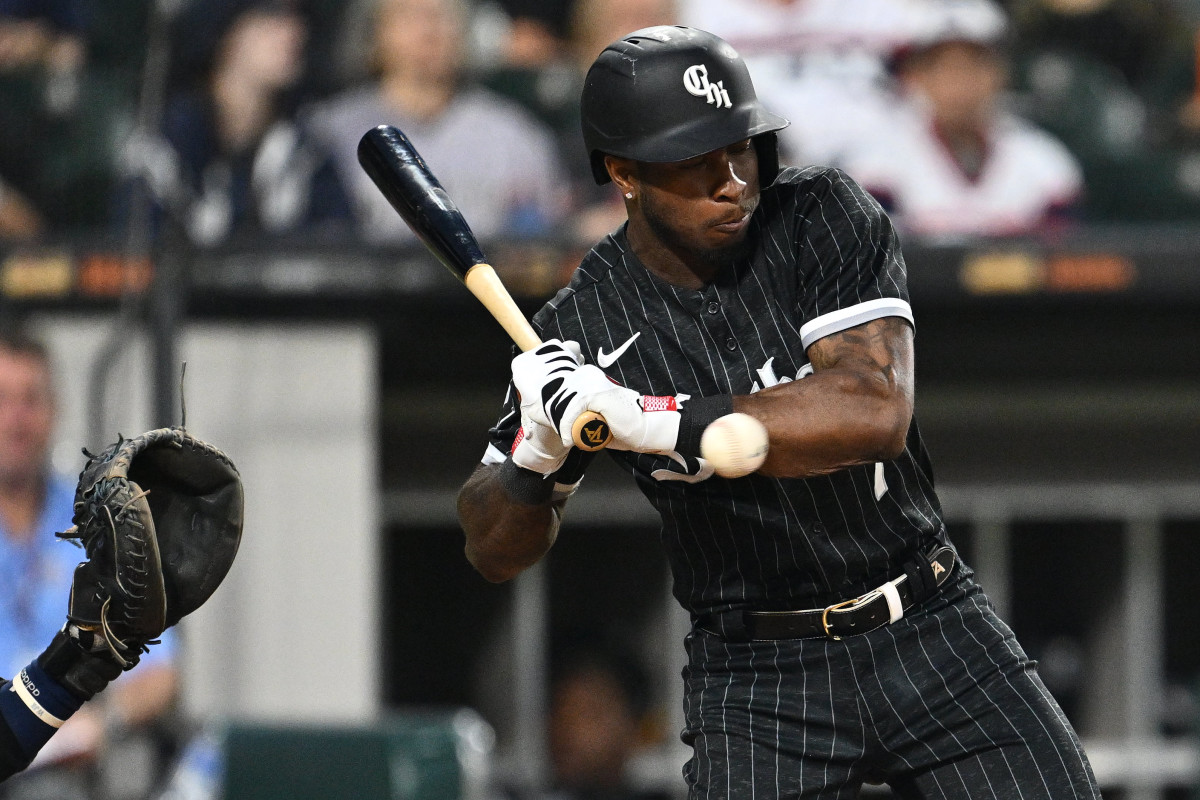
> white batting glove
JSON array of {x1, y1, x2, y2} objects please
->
[
  {"x1": 511, "y1": 339, "x2": 587, "y2": 431},
  {"x1": 552, "y1": 365, "x2": 686, "y2": 455},
  {"x1": 510, "y1": 414, "x2": 571, "y2": 476}
]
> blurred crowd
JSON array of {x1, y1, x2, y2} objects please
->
[{"x1": 3, "y1": 0, "x2": 1200, "y2": 251}]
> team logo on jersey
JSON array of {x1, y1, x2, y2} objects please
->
[
  {"x1": 750, "y1": 357, "x2": 812, "y2": 393},
  {"x1": 748, "y1": 356, "x2": 890, "y2": 498},
  {"x1": 683, "y1": 64, "x2": 732, "y2": 109},
  {"x1": 650, "y1": 451, "x2": 716, "y2": 484}
]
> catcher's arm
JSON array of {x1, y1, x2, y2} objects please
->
[
  {"x1": 0, "y1": 701, "x2": 27, "y2": 782},
  {"x1": 0, "y1": 648, "x2": 110, "y2": 782},
  {"x1": 0, "y1": 632, "x2": 174, "y2": 781},
  {"x1": 0, "y1": 427, "x2": 243, "y2": 784}
]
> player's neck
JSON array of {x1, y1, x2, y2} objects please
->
[{"x1": 625, "y1": 218, "x2": 722, "y2": 290}]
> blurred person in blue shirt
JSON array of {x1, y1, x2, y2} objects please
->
[{"x1": 0, "y1": 326, "x2": 178, "y2": 795}]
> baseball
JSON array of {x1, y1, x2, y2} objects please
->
[{"x1": 700, "y1": 413, "x2": 769, "y2": 478}]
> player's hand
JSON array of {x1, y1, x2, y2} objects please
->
[
  {"x1": 552, "y1": 365, "x2": 685, "y2": 455},
  {"x1": 511, "y1": 339, "x2": 585, "y2": 430},
  {"x1": 511, "y1": 414, "x2": 571, "y2": 475}
]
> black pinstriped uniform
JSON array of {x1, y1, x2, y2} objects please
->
[{"x1": 483, "y1": 166, "x2": 1100, "y2": 798}]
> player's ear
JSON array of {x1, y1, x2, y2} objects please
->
[{"x1": 605, "y1": 155, "x2": 638, "y2": 198}]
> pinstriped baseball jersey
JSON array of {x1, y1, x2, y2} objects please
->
[{"x1": 484, "y1": 165, "x2": 948, "y2": 615}]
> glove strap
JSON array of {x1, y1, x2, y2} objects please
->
[
  {"x1": 37, "y1": 627, "x2": 128, "y2": 701},
  {"x1": 676, "y1": 394, "x2": 735, "y2": 458}
]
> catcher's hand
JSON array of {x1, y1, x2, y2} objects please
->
[{"x1": 58, "y1": 427, "x2": 243, "y2": 672}]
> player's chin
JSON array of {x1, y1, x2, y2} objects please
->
[
  {"x1": 693, "y1": 240, "x2": 751, "y2": 268},
  {"x1": 698, "y1": 225, "x2": 753, "y2": 261}
]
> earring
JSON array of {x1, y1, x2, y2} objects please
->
[{"x1": 625, "y1": 192, "x2": 634, "y2": 199}]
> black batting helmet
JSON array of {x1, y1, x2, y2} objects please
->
[{"x1": 580, "y1": 26, "x2": 790, "y2": 187}]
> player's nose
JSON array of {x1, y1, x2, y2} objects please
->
[{"x1": 711, "y1": 152, "x2": 750, "y2": 203}]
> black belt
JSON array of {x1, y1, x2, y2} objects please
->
[{"x1": 696, "y1": 545, "x2": 957, "y2": 642}]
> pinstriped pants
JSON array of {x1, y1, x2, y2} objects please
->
[{"x1": 680, "y1": 575, "x2": 1101, "y2": 799}]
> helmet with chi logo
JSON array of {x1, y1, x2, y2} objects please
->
[{"x1": 580, "y1": 26, "x2": 790, "y2": 187}]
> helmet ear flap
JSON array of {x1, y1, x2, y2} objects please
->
[
  {"x1": 590, "y1": 151, "x2": 612, "y2": 185},
  {"x1": 754, "y1": 132, "x2": 780, "y2": 188}
]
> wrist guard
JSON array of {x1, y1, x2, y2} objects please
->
[{"x1": 37, "y1": 627, "x2": 127, "y2": 701}]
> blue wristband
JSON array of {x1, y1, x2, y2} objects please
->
[{"x1": 0, "y1": 660, "x2": 83, "y2": 757}]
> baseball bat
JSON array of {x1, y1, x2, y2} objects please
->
[{"x1": 357, "y1": 124, "x2": 611, "y2": 452}]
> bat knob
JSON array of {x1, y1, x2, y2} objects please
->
[{"x1": 571, "y1": 412, "x2": 611, "y2": 452}]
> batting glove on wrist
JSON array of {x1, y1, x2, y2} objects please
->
[
  {"x1": 553, "y1": 365, "x2": 686, "y2": 455},
  {"x1": 511, "y1": 339, "x2": 585, "y2": 431},
  {"x1": 510, "y1": 414, "x2": 571, "y2": 476}
]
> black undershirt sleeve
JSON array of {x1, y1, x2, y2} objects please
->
[{"x1": 0, "y1": 708, "x2": 34, "y2": 783}]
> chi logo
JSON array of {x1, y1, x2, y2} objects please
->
[
  {"x1": 750, "y1": 356, "x2": 812, "y2": 393},
  {"x1": 683, "y1": 64, "x2": 732, "y2": 109}
]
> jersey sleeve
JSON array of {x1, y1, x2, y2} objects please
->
[{"x1": 794, "y1": 168, "x2": 914, "y2": 350}]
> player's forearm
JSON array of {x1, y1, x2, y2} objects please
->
[
  {"x1": 723, "y1": 317, "x2": 914, "y2": 478},
  {"x1": 735, "y1": 366, "x2": 911, "y2": 478},
  {"x1": 457, "y1": 462, "x2": 562, "y2": 582}
]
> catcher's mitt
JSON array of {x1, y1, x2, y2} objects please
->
[{"x1": 59, "y1": 427, "x2": 244, "y2": 669}]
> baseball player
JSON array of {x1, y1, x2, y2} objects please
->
[{"x1": 458, "y1": 27, "x2": 1100, "y2": 798}]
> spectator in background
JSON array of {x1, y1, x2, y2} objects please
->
[
  {"x1": 0, "y1": 326, "x2": 179, "y2": 799},
  {"x1": 677, "y1": 0, "x2": 931, "y2": 167},
  {"x1": 0, "y1": 0, "x2": 126, "y2": 240},
  {"x1": 839, "y1": 0, "x2": 1083, "y2": 238},
  {"x1": 1011, "y1": 0, "x2": 1191, "y2": 144},
  {"x1": 1004, "y1": 0, "x2": 1200, "y2": 221},
  {"x1": 492, "y1": 0, "x2": 574, "y2": 70},
  {"x1": 308, "y1": 0, "x2": 569, "y2": 246},
  {"x1": 541, "y1": 647, "x2": 668, "y2": 800},
  {"x1": 115, "y1": 0, "x2": 353, "y2": 248},
  {"x1": 555, "y1": 0, "x2": 678, "y2": 244}
]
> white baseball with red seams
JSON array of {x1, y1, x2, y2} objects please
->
[{"x1": 700, "y1": 412, "x2": 769, "y2": 478}]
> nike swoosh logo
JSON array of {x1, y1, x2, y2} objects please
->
[{"x1": 596, "y1": 332, "x2": 641, "y2": 368}]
